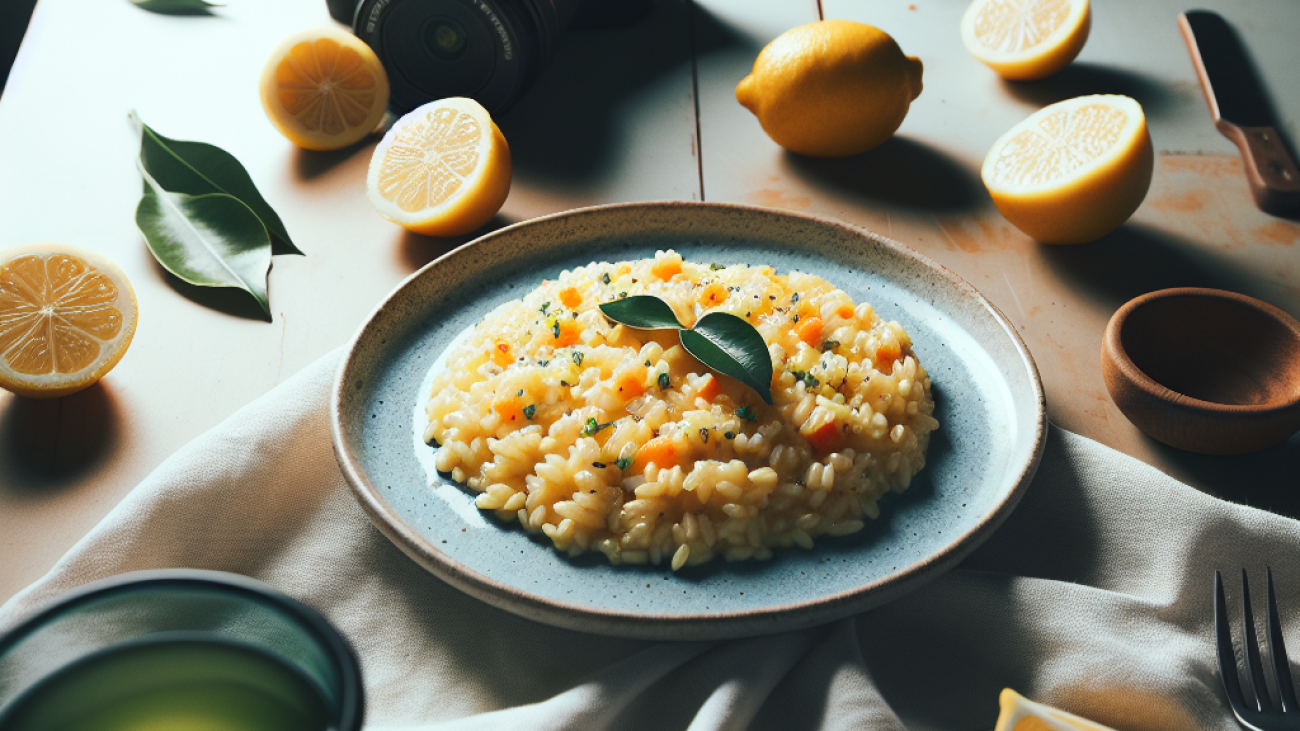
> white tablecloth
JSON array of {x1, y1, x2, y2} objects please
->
[{"x1": 2, "y1": 350, "x2": 1290, "y2": 731}]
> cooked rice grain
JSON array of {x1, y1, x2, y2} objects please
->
[{"x1": 424, "y1": 251, "x2": 938, "y2": 569}]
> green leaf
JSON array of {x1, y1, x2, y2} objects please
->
[
  {"x1": 132, "y1": 111, "x2": 301, "y2": 255},
  {"x1": 135, "y1": 166, "x2": 273, "y2": 318},
  {"x1": 599, "y1": 296, "x2": 684, "y2": 330},
  {"x1": 679, "y1": 312, "x2": 774, "y2": 405},
  {"x1": 128, "y1": 0, "x2": 221, "y2": 15}
]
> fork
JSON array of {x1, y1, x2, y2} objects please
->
[{"x1": 1215, "y1": 569, "x2": 1300, "y2": 730}]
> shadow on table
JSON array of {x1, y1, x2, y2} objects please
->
[
  {"x1": 152, "y1": 261, "x2": 275, "y2": 322},
  {"x1": 1037, "y1": 222, "x2": 1282, "y2": 311},
  {"x1": 498, "y1": 0, "x2": 743, "y2": 187},
  {"x1": 781, "y1": 136, "x2": 987, "y2": 214},
  {"x1": 292, "y1": 134, "x2": 377, "y2": 182},
  {"x1": 397, "y1": 214, "x2": 515, "y2": 272},
  {"x1": 1000, "y1": 62, "x2": 1180, "y2": 120},
  {"x1": 0, "y1": 383, "x2": 120, "y2": 491}
]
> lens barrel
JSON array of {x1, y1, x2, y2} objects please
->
[{"x1": 343, "y1": 0, "x2": 580, "y2": 115}]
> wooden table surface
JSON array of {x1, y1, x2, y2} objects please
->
[{"x1": 2, "y1": 0, "x2": 1297, "y2": 606}]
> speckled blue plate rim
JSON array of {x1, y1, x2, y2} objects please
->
[{"x1": 331, "y1": 201, "x2": 1046, "y2": 641}]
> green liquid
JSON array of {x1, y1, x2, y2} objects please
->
[{"x1": 0, "y1": 637, "x2": 332, "y2": 731}]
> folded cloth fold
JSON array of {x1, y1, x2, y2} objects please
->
[{"x1": 1, "y1": 349, "x2": 1290, "y2": 731}]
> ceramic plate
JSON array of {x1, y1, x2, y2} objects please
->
[{"x1": 332, "y1": 202, "x2": 1045, "y2": 640}]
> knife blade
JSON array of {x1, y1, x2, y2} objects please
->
[{"x1": 1178, "y1": 10, "x2": 1300, "y2": 216}]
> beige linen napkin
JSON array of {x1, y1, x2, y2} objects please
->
[{"x1": 1, "y1": 349, "x2": 1293, "y2": 731}]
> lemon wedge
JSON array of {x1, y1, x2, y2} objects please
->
[
  {"x1": 981, "y1": 94, "x2": 1153, "y2": 244},
  {"x1": 961, "y1": 0, "x2": 1090, "y2": 80},
  {"x1": 366, "y1": 97, "x2": 512, "y2": 237},
  {"x1": 0, "y1": 244, "x2": 138, "y2": 399},
  {"x1": 995, "y1": 689, "x2": 1118, "y2": 731},
  {"x1": 259, "y1": 27, "x2": 390, "y2": 151}
]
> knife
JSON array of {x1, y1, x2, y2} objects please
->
[{"x1": 1178, "y1": 10, "x2": 1300, "y2": 216}]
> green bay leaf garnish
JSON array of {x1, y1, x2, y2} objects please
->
[
  {"x1": 680, "y1": 312, "x2": 774, "y2": 405},
  {"x1": 135, "y1": 166, "x2": 272, "y2": 318},
  {"x1": 132, "y1": 111, "x2": 300, "y2": 255},
  {"x1": 599, "y1": 295, "x2": 684, "y2": 330},
  {"x1": 129, "y1": 0, "x2": 221, "y2": 14},
  {"x1": 599, "y1": 294, "x2": 773, "y2": 405}
]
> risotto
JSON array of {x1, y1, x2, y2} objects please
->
[{"x1": 423, "y1": 251, "x2": 938, "y2": 569}]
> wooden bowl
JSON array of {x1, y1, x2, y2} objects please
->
[{"x1": 1102, "y1": 288, "x2": 1300, "y2": 455}]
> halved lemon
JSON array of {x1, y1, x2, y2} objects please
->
[
  {"x1": 366, "y1": 97, "x2": 512, "y2": 238},
  {"x1": 995, "y1": 689, "x2": 1117, "y2": 731},
  {"x1": 961, "y1": 0, "x2": 1090, "y2": 80},
  {"x1": 259, "y1": 27, "x2": 390, "y2": 151},
  {"x1": 981, "y1": 94, "x2": 1153, "y2": 244},
  {"x1": 0, "y1": 244, "x2": 138, "y2": 399}
]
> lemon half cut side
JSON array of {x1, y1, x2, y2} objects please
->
[
  {"x1": 366, "y1": 96, "x2": 512, "y2": 238},
  {"x1": 995, "y1": 689, "x2": 1119, "y2": 731},
  {"x1": 961, "y1": 0, "x2": 1090, "y2": 80},
  {"x1": 259, "y1": 27, "x2": 391, "y2": 151},
  {"x1": 0, "y1": 244, "x2": 138, "y2": 399},
  {"x1": 981, "y1": 94, "x2": 1153, "y2": 245}
]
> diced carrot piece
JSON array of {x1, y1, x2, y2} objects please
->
[
  {"x1": 614, "y1": 366, "x2": 647, "y2": 399},
  {"x1": 651, "y1": 258, "x2": 682, "y2": 281},
  {"x1": 695, "y1": 373, "x2": 722, "y2": 402},
  {"x1": 559, "y1": 286, "x2": 582, "y2": 309},
  {"x1": 875, "y1": 339, "x2": 901, "y2": 374},
  {"x1": 797, "y1": 316, "x2": 824, "y2": 347},
  {"x1": 492, "y1": 394, "x2": 525, "y2": 424},
  {"x1": 631, "y1": 435, "x2": 678, "y2": 473},
  {"x1": 616, "y1": 263, "x2": 631, "y2": 277},
  {"x1": 836, "y1": 303, "x2": 855, "y2": 319},
  {"x1": 490, "y1": 340, "x2": 513, "y2": 367},
  {"x1": 698, "y1": 283, "x2": 728, "y2": 307},
  {"x1": 805, "y1": 420, "x2": 842, "y2": 454},
  {"x1": 552, "y1": 320, "x2": 582, "y2": 348}
]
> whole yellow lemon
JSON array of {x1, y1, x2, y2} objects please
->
[{"x1": 736, "y1": 20, "x2": 923, "y2": 158}]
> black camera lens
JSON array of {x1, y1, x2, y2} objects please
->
[
  {"x1": 326, "y1": 0, "x2": 650, "y2": 115},
  {"x1": 341, "y1": 0, "x2": 579, "y2": 115}
]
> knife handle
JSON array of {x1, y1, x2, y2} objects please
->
[{"x1": 1218, "y1": 122, "x2": 1300, "y2": 216}]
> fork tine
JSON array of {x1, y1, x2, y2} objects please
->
[
  {"x1": 1266, "y1": 568, "x2": 1299, "y2": 713},
  {"x1": 1220, "y1": 571, "x2": 1254, "y2": 720},
  {"x1": 1244, "y1": 569, "x2": 1276, "y2": 712}
]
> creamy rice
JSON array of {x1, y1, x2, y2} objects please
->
[{"x1": 424, "y1": 251, "x2": 938, "y2": 569}]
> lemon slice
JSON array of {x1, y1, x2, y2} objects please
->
[
  {"x1": 366, "y1": 97, "x2": 512, "y2": 238},
  {"x1": 995, "y1": 689, "x2": 1118, "y2": 731},
  {"x1": 981, "y1": 94, "x2": 1153, "y2": 244},
  {"x1": 0, "y1": 244, "x2": 138, "y2": 399},
  {"x1": 961, "y1": 0, "x2": 1090, "y2": 80},
  {"x1": 259, "y1": 27, "x2": 390, "y2": 151}
]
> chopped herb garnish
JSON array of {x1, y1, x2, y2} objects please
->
[
  {"x1": 619, "y1": 291, "x2": 627, "y2": 298},
  {"x1": 539, "y1": 360, "x2": 549, "y2": 366},
  {"x1": 581, "y1": 417, "x2": 613, "y2": 437},
  {"x1": 658, "y1": 373, "x2": 670, "y2": 390},
  {"x1": 561, "y1": 380, "x2": 570, "y2": 387},
  {"x1": 791, "y1": 293, "x2": 801, "y2": 303},
  {"x1": 710, "y1": 263, "x2": 725, "y2": 270},
  {"x1": 736, "y1": 406, "x2": 756, "y2": 421},
  {"x1": 523, "y1": 404, "x2": 536, "y2": 419},
  {"x1": 540, "y1": 302, "x2": 550, "y2": 314},
  {"x1": 791, "y1": 370, "x2": 820, "y2": 388},
  {"x1": 551, "y1": 320, "x2": 561, "y2": 339},
  {"x1": 601, "y1": 273, "x2": 611, "y2": 285},
  {"x1": 699, "y1": 428, "x2": 710, "y2": 443},
  {"x1": 616, "y1": 456, "x2": 633, "y2": 470},
  {"x1": 644, "y1": 360, "x2": 652, "y2": 367},
  {"x1": 821, "y1": 340, "x2": 840, "y2": 353},
  {"x1": 793, "y1": 314, "x2": 800, "y2": 323},
  {"x1": 724, "y1": 431, "x2": 736, "y2": 440},
  {"x1": 592, "y1": 461, "x2": 607, "y2": 469},
  {"x1": 516, "y1": 389, "x2": 524, "y2": 397},
  {"x1": 573, "y1": 351, "x2": 584, "y2": 366}
]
